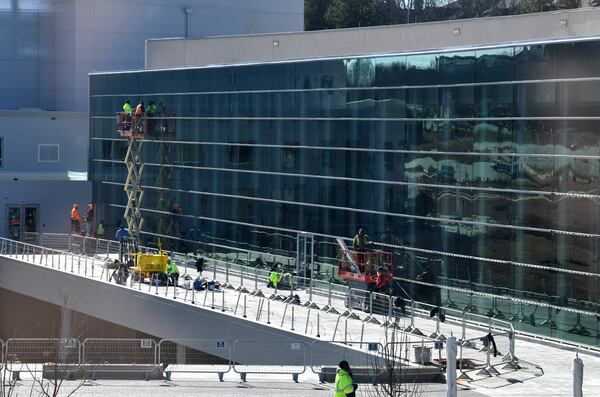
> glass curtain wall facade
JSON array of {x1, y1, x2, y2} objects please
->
[{"x1": 90, "y1": 37, "x2": 600, "y2": 346}]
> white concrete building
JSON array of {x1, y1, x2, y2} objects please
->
[{"x1": 0, "y1": 0, "x2": 304, "y2": 238}]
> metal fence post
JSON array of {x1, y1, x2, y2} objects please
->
[
  {"x1": 267, "y1": 300, "x2": 271, "y2": 324},
  {"x1": 243, "y1": 295, "x2": 247, "y2": 318},
  {"x1": 291, "y1": 305, "x2": 295, "y2": 331},
  {"x1": 316, "y1": 312, "x2": 321, "y2": 338}
]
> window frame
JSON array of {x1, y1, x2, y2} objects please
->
[{"x1": 38, "y1": 144, "x2": 60, "y2": 163}]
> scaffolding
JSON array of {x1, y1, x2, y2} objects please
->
[{"x1": 151, "y1": 114, "x2": 177, "y2": 247}]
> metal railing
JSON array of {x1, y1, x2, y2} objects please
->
[{"x1": 2, "y1": 234, "x2": 577, "y2": 375}]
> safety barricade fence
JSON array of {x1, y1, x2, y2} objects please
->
[
  {"x1": 157, "y1": 339, "x2": 232, "y2": 381},
  {"x1": 81, "y1": 338, "x2": 157, "y2": 371},
  {"x1": 309, "y1": 340, "x2": 384, "y2": 384},
  {"x1": 454, "y1": 330, "x2": 528, "y2": 382},
  {"x1": 231, "y1": 340, "x2": 307, "y2": 381},
  {"x1": 40, "y1": 233, "x2": 70, "y2": 251},
  {"x1": 5, "y1": 338, "x2": 81, "y2": 375},
  {"x1": 0, "y1": 339, "x2": 4, "y2": 371},
  {"x1": 0, "y1": 234, "x2": 570, "y2": 363}
]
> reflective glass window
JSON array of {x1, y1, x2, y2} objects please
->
[
  {"x1": 439, "y1": 51, "x2": 475, "y2": 84},
  {"x1": 406, "y1": 54, "x2": 438, "y2": 86},
  {"x1": 514, "y1": 44, "x2": 555, "y2": 80},
  {"x1": 475, "y1": 47, "x2": 514, "y2": 82},
  {"x1": 374, "y1": 56, "x2": 406, "y2": 87}
]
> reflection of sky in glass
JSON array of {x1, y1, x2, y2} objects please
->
[{"x1": 0, "y1": 0, "x2": 10, "y2": 10}]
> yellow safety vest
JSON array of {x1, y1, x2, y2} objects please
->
[
  {"x1": 334, "y1": 369, "x2": 354, "y2": 397},
  {"x1": 123, "y1": 102, "x2": 133, "y2": 114}
]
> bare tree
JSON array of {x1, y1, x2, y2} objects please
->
[
  {"x1": 2, "y1": 292, "x2": 87, "y2": 397},
  {"x1": 365, "y1": 316, "x2": 423, "y2": 396}
]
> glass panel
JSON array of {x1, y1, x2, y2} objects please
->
[
  {"x1": 24, "y1": 207, "x2": 37, "y2": 233},
  {"x1": 475, "y1": 84, "x2": 513, "y2": 117},
  {"x1": 440, "y1": 86, "x2": 474, "y2": 118},
  {"x1": 475, "y1": 47, "x2": 514, "y2": 82},
  {"x1": 374, "y1": 56, "x2": 406, "y2": 87},
  {"x1": 406, "y1": 54, "x2": 438, "y2": 86},
  {"x1": 555, "y1": 40, "x2": 600, "y2": 79},
  {"x1": 515, "y1": 82, "x2": 555, "y2": 117},
  {"x1": 406, "y1": 87, "x2": 438, "y2": 118},
  {"x1": 345, "y1": 58, "x2": 376, "y2": 88},
  {"x1": 557, "y1": 81, "x2": 600, "y2": 117},
  {"x1": 8, "y1": 206, "x2": 21, "y2": 240},
  {"x1": 514, "y1": 44, "x2": 555, "y2": 81},
  {"x1": 439, "y1": 51, "x2": 475, "y2": 84}
]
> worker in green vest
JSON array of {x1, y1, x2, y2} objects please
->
[
  {"x1": 166, "y1": 259, "x2": 180, "y2": 287},
  {"x1": 122, "y1": 99, "x2": 133, "y2": 129},
  {"x1": 122, "y1": 99, "x2": 133, "y2": 114},
  {"x1": 334, "y1": 360, "x2": 355, "y2": 397},
  {"x1": 96, "y1": 220, "x2": 105, "y2": 239},
  {"x1": 146, "y1": 101, "x2": 157, "y2": 134},
  {"x1": 268, "y1": 270, "x2": 283, "y2": 289}
]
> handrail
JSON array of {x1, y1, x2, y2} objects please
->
[{"x1": 3, "y1": 234, "x2": 600, "y2": 354}]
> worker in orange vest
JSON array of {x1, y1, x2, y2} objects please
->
[
  {"x1": 70, "y1": 204, "x2": 82, "y2": 235},
  {"x1": 134, "y1": 100, "x2": 145, "y2": 132}
]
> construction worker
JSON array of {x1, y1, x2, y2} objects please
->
[
  {"x1": 122, "y1": 99, "x2": 133, "y2": 130},
  {"x1": 334, "y1": 360, "x2": 355, "y2": 397},
  {"x1": 146, "y1": 100, "x2": 157, "y2": 134},
  {"x1": 84, "y1": 203, "x2": 94, "y2": 237},
  {"x1": 97, "y1": 220, "x2": 105, "y2": 239},
  {"x1": 353, "y1": 228, "x2": 370, "y2": 267},
  {"x1": 70, "y1": 204, "x2": 82, "y2": 235},
  {"x1": 268, "y1": 270, "x2": 283, "y2": 289},
  {"x1": 135, "y1": 100, "x2": 145, "y2": 116},
  {"x1": 166, "y1": 259, "x2": 180, "y2": 287},
  {"x1": 115, "y1": 224, "x2": 130, "y2": 263},
  {"x1": 122, "y1": 99, "x2": 133, "y2": 115},
  {"x1": 133, "y1": 100, "x2": 145, "y2": 133}
]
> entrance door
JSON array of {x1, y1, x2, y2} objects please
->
[
  {"x1": 7, "y1": 206, "x2": 21, "y2": 240},
  {"x1": 6, "y1": 205, "x2": 39, "y2": 242}
]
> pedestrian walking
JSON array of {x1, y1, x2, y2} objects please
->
[{"x1": 334, "y1": 360, "x2": 356, "y2": 397}]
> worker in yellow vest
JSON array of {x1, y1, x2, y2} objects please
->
[{"x1": 334, "y1": 360, "x2": 355, "y2": 397}]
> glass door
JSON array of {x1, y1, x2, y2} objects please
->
[
  {"x1": 24, "y1": 206, "x2": 39, "y2": 243},
  {"x1": 6, "y1": 205, "x2": 39, "y2": 242},
  {"x1": 7, "y1": 206, "x2": 21, "y2": 240}
]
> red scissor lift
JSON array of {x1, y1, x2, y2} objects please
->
[
  {"x1": 117, "y1": 112, "x2": 147, "y2": 137},
  {"x1": 338, "y1": 249, "x2": 393, "y2": 284}
]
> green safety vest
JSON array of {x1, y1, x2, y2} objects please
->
[
  {"x1": 167, "y1": 262, "x2": 180, "y2": 275},
  {"x1": 334, "y1": 369, "x2": 354, "y2": 397},
  {"x1": 269, "y1": 271, "x2": 281, "y2": 288},
  {"x1": 97, "y1": 223, "x2": 105, "y2": 236},
  {"x1": 123, "y1": 102, "x2": 133, "y2": 114},
  {"x1": 147, "y1": 104, "x2": 157, "y2": 114}
]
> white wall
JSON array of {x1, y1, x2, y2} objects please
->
[
  {"x1": 0, "y1": 180, "x2": 91, "y2": 236},
  {"x1": 0, "y1": 110, "x2": 88, "y2": 174},
  {"x1": 0, "y1": 0, "x2": 304, "y2": 112}
]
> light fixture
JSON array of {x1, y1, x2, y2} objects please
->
[
  {"x1": 560, "y1": 19, "x2": 567, "y2": 28},
  {"x1": 453, "y1": 28, "x2": 460, "y2": 36},
  {"x1": 273, "y1": 40, "x2": 279, "y2": 47}
]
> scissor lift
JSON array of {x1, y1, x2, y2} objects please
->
[{"x1": 117, "y1": 112, "x2": 147, "y2": 241}]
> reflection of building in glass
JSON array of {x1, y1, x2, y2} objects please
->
[{"x1": 90, "y1": 36, "x2": 600, "y2": 347}]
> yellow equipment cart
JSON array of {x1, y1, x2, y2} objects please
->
[{"x1": 132, "y1": 251, "x2": 169, "y2": 282}]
